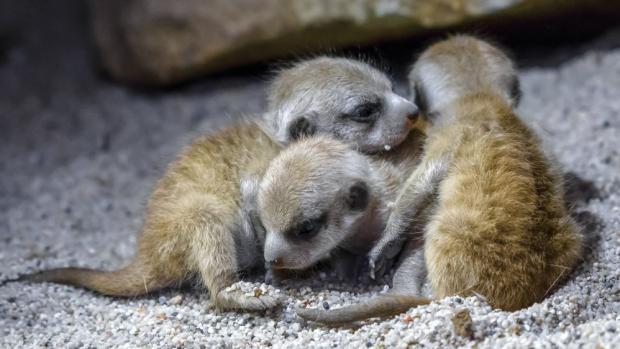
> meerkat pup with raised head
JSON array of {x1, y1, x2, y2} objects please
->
[
  {"x1": 17, "y1": 57, "x2": 417, "y2": 312},
  {"x1": 297, "y1": 35, "x2": 583, "y2": 325},
  {"x1": 262, "y1": 56, "x2": 419, "y2": 153}
]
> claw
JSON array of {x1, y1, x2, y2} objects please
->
[
  {"x1": 369, "y1": 258, "x2": 376, "y2": 280},
  {"x1": 264, "y1": 268, "x2": 274, "y2": 285}
]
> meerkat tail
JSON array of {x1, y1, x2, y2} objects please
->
[
  {"x1": 18, "y1": 261, "x2": 171, "y2": 297},
  {"x1": 295, "y1": 294, "x2": 430, "y2": 325}
]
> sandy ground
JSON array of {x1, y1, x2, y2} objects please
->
[{"x1": 1, "y1": 2, "x2": 619, "y2": 348}]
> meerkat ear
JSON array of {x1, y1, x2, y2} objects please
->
[
  {"x1": 287, "y1": 114, "x2": 317, "y2": 141},
  {"x1": 412, "y1": 82, "x2": 429, "y2": 114},
  {"x1": 347, "y1": 181, "x2": 369, "y2": 211}
]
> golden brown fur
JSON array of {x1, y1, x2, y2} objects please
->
[
  {"x1": 422, "y1": 93, "x2": 582, "y2": 310},
  {"x1": 373, "y1": 35, "x2": 583, "y2": 311},
  {"x1": 22, "y1": 123, "x2": 283, "y2": 310}
]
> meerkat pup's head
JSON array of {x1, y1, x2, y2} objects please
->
[
  {"x1": 258, "y1": 136, "x2": 378, "y2": 270},
  {"x1": 409, "y1": 35, "x2": 521, "y2": 117},
  {"x1": 264, "y1": 56, "x2": 419, "y2": 153}
]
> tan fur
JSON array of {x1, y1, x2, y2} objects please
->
[
  {"x1": 262, "y1": 56, "x2": 418, "y2": 153},
  {"x1": 422, "y1": 93, "x2": 582, "y2": 310},
  {"x1": 256, "y1": 136, "x2": 430, "y2": 324},
  {"x1": 22, "y1": 123, "x2": 283, "y2": 311},
  {"x1": 371, "y1": 35, "x2": 583, "y2": 311}
]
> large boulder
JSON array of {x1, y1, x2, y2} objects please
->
[{"x1": 90, "y1": 0, "x2": 612, "y2": 85}]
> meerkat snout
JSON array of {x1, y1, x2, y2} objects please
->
[{"x1": 389, "y1": 93, "x2": 419, "y2": 120}]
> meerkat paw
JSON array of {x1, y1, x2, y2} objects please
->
[
  {"x1": 264, "y1": 267, "x2": 275, "y2": 285},
  {"x1": 215, "y1": 288, "x2": 284, "y2": 312},
  {"x1": 368, "y1": 238, "x2": 405, "y2": 279}
]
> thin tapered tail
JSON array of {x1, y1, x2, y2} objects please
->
[
  {"x1": 17, "y1": 262, "x2": 171, "y2": 297},
  {"x1": 296, "y1": 294, "x2": 430, "y2": 325}
]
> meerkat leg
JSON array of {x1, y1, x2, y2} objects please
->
[
  {"x1": 369, "y1": 156, "x2": 449, "y2": 278},
  {"x1": 329, "y1": 249, "x2": 368, "y2": 283},
  {"x1": 391, "y1": 239, "x2": 427, "y2": 296},
  {"x1": 189, "y1": 212, "x2": 282, "y2": 311}
]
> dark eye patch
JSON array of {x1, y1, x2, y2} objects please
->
[
  {"x1": 344, "y1": 100, "x2": 382, "y2": 123},
  {"x1": 286, "y1": 212, "x2": 328, "y2": 241}
]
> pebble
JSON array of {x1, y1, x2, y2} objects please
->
[{"x1": 169, "y1": 295, "x2": 184, "y2": 305}]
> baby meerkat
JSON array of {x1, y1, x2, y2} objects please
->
[
  {"x1": 23, "y1": 123, "x2": 284, "y2": 311},
  {"x1": 258, "y1": 136, "x2": 430, "y2": 321},
  {"x1": 257, "y1": 136, "x2": 398, "y2": 275},
  {"x1": 17, "y1": 56, "x2": 417, "y2": 312},
  {"x1": 297, "y1": 35, "x2": 583, "y2": 324},
  {"x1": 262, "y1": 56, "x2": 419, "y2": 153}
]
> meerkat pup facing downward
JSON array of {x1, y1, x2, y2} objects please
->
[
  {"x1": 296, "y1": 36, "x2": 583, "y2": 325},
  {"x1": 258, "y1": 136, "x2": 430, "y2": 322},
  {"x1": 257, "y1": 136, "x2": 409, "y2": 276},
  {"x1": 18, "y1": 57, "x2": 417, "y2": 313}
]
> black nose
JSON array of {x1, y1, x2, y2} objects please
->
[{"x1": 406, "y1": 105, "x2": 420, "y2": 121}]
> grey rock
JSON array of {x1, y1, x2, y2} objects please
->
[{"x1": 89, "y1": 0, "x2": 613, "y2": 85}]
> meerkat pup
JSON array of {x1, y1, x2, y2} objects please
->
[
  {"x1": 261, "y1": 56, "x2": 419, "y2": 153},
  {"x1": 17, "y1": 57, "x2": 417, "y2": 312},
  {"x1": 22, "y1": 123, "x2": 284, "y2": 311},
  {"x1": 257, "y1": 136, "x2": 430, "y2": 322},
  {"x1": 257, "y1": 136, "x2": 402, "y2": 276},
  {"x1": 297, "y1": 35, "x2": 583, "y2": 325}
]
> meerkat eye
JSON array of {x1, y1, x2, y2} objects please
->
[
  {"x1": 346, "y1": 101, "x2": 381, "y2": 122},
  {"x1": 298, "y1": 220, "x2": 318, "y2": 237},
  {"x1": 295, "y1": 213, "x2": 327, "y2": 239}
]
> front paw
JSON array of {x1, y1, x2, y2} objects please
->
[
  {"x1": 368, "y1": 239, "x2": 404, "y2": 279},
  {"x1": 215, "y1": 285, "x2": 284, "y2": 312}
]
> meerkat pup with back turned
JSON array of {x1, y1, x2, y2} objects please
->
[
  {"x1": 17, "y1": 57, "x2": 418, "y2": 312},
  {"x1": 295, "y1": 36, "x2": 583, "y2": 324}
]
